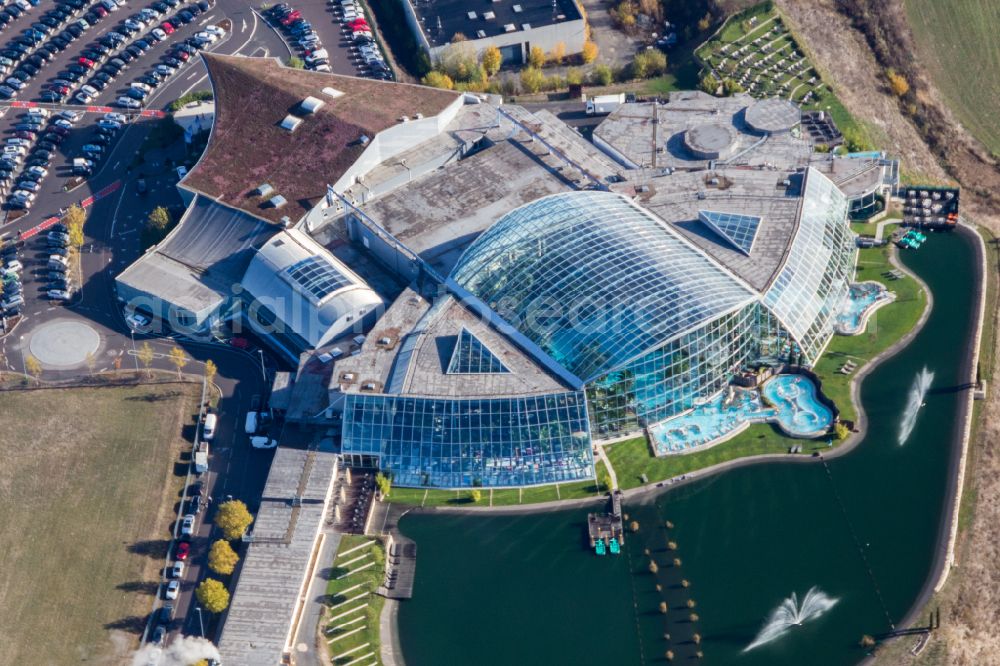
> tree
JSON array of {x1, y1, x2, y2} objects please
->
[
  {"x1": 722, "y1": 77, "x2": 743, "y2": 96},
  {"x1": 25, "y1": 354, "x2": 41, "y2": 381},
  {"x1": 470, "y1": 488, "x2": 482, "y2": 503},
  {"x1": 214, "y1": 499, "x2": 254, "y2": 540},
  {"x1": 528, "y1": 45, "x2": 545, "y2": 69},
  {"x1": 375, "y1": 471, "x2": 391, "y2": 498},
  {"x1": 632, "y1": 50, "x2": 666, "y2": 79},
  {"x1": 697, "y1": 12, "x2": 712, "y2": 32},
  {"x1": 287, "y1": 56, "x2": 304, "y2": 69},
  {"x1": 548, "y1": 41, "x2": 566, "y2": 65},
  {"x1": 208, "y1": 539, "x2": 240, "y2": 575},
  {"x1": 520, "y1": 66, "x2": 545, "y2": 93},
  {"x1": 581, "y1": 40, "x2": 599, "y2": 64},
  {"x1": 593, "y1": 63, "x2": 613, "y2": 86},
  {"x1": 481, "y1": 45, "x2": 501, "y2": 77},
  {"x1": 168, "y1": 346, "x2": 188, "y2": 378},
  {"x1": 137, "y1": 341, "x2": 154, "y2": 377},
  {"x1": 195, "y1": 578, "x2": 230, "y2": 613},
  {"x1": 887, "y1": 69, "x2": 909, "y2": 97},
  {"x1": 64, "y1": 204, "x2": 85, "y2": 248},
  {"x1": 204, "y1": 359, "x2": 217, "y2": 385},
  {"x1": 422, "y1": 70, "x2": 454, "y2": 90},
  {"x1": 147, "y1": 206, "x2": 171, "y2": 233},
  {"x1": 699, "y1": 72, "x2": 720, "y2": 95},
  {"x1": 835, "y1": 422, "x2": 850, "y2": 440}
]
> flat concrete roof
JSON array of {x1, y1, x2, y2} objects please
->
[
  {"x1": 218, "y1": 447, "x2": 338, "y2": 666},
  {"x1": 809, "y1": 153, "x2": 885, "y2": 199},
  {"x1": 594, "y1": 94, "x2": 813, "y2": 171},
  {"x1": 359, "y1": 138, "x2": 574, "y2": 276},
  {"x1": 333, "y1": 289, "x2": 569, "y2": 398},
  {"x1": 634, "y1": 168, "x2": 803, "y2": 293}
]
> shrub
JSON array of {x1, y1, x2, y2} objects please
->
[
  {"x1": 422, "y1": 71, "x2": 455, "y2": 89},
  {"x1": 287, "y1": 56, "x2": 304, "y2": 69},
  {"x1": 632, "y1": 50, "x2": 667, "y2": 79},
  {"x1": 592, "y1": 63, "x2": 613, "y2": 86},
  {"x1": 887, "y1": 69, "x2": 909, "y2": 97},
  {"x1": 699, "y1": 72, "x2": 719, "y2": 95},
  {"x1": 835, "y1": 422, "x2": 850, "y2": 440},
  {"x1": 520, "y1": 66, "x2": 545, "y2": 93},
  {"x1": 582, "y1": 40, "x2": 599, "y2": 64},
  {"x1": 548, "y1": 41, "x2": 566, "y2": 65}
]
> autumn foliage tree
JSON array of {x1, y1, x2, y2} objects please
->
[
  {"x1": 422, "y1": 71, "x2": 454, "y2": 89},
  {"x1": 214, "y1": 499, "x2": 254, "y2": 540},
  {"x1": 528, "y1": 45, "x2": 545, "y2": 69},
  {"x1": 581, "y1": 41, "x2": 599, "y2": 64},
  {"x1": 208, "y1": 539, "x2": 240, "y2": 575},
  {"x1": 887, "y1": 69, "x2": 909, "y2": 97},
  {"x1": 481, "y1": 45, "x2": 501, "y2": 76},
  {"x1": 196, "y1": 578, "x2": 230, "y2": 613}
]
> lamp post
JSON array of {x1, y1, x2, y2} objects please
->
[
  {"x1": 130, "y1": 329, "x2": 139, "y2": 372},
  {"x1": 195, "y1": 606, "x2": 205, "y2": 637},
  {"x1": 19, "y1": 335, "x2": 25, "y2": 376},
  {"x1": 257, "y1": 349, "x2": 266, "y2": 382}
]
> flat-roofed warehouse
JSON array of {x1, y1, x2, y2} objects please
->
[{"x1": 401, "y1": 0, "x2": 586, "y2": 65}]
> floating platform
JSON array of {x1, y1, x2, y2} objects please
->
[{"x1": 588, "y1": 491, "x2": 624, "y2": 555}]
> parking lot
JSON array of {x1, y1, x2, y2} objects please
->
[{"x1": 264, "y1": 0, "x2": 391, "y2": 80}]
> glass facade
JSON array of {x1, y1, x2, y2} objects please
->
[
  {"x1": 763, "y1": 168, "x2": 857, "y2": 363},
  {"x1": 450, "y1": 191, "x2": 757, "y2": 383},
  {"x1": 342, "y1": 392, "x2": 593, "y2": 488},
  {"x1": 588, "y1": 302, "x2": 765, "y2": 435}
]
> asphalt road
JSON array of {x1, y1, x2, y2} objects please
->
[{"x1": 0, "y1": 0, "x2": 298, "y2": 651}]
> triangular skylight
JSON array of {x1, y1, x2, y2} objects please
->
[
  {"x1": 447, "y1": 328, "x2": 510, "y2": 374},
  {"x1": 698, "y1": 210, "x2": 762, "y2": 256}
]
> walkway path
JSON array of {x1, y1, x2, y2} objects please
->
[{"x1": 595, "y1": 444, "x2": 619, "y2": 491}]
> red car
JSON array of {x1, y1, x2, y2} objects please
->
[
  {"x1": 173, "y1": 49, "x2": 189, "y2": 61},
  {"x1": 77, "y1": 57, "x2": 95, "y2": 69},
  {"x1": 161, "y1": 21, "x2": 174, "y2": 34},
  {"x1": 348, "y1": 18, "x2": 367, "y2": 28},
  {"x1": 175, "y1": 541, "x2": 190, "y2": 560},
  {"x1": 93, "y1": 5, "x2": 107, "y2": 16},
  {"x1": 280, "y1": 10, "x2": 300, "y2": 24}
]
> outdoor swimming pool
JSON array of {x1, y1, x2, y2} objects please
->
[
  {"x1": 761, "y1": 374, "x2": 834, "y2": 437},
  {"x1": 649, "y1": 374, "x2": 834, "y2": 454},
  {"x1": 836, "y1": 281, "x2": 893, "y2": 335}
]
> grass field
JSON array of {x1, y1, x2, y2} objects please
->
[
  {"x1": 905, "y1": 0, "x2": 1000, "y2": 155},
  {"x1": 322, "y1": 535, "x2": 385, "y2": 665},
  {"x1": 0, "y1": 384, "x2": 200, "y2": 665}
]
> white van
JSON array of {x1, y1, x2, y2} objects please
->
[
  {"x1": 244, "y1": 411, "x2": 259, "y2": 435},
  {"x1": 202, "y1": 413, "x2": 217, "y2": 440}
]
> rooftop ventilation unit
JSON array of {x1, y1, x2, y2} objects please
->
[
  {"x1": 504, "y1": 23, "x2": 516, "y2": 32},
  {"x1": 280, "y1": 216, "x2": 293, "y2": 227},
  {"x1": 299, "y1": 96, "x2": 324, "y2": 113},
  {"x1": 399, "y1": 115, "x2": 409, "y2": 122},
  {"x1": 521, "y1": 22, "x2": 531, "y2": 30},
  {"x1": 254, "y1": 183, "x2": 274, "y2": 197},
  {"x1": 321, "y1": 86, "x2": 344, "y2": 99},
  {"x1": 483, "y1": 10, "x2": 495, "y2": 19},
  {"x1": 280, "y1": 115, "x2": 301, "y2": 131},
  {"x1": 476, "y1": 29, "x2": 486, "y2": 37},
  {"x1": 268, "y1": 195, "x2": 288, "y2": 208},
  {"x1": 414, "y1": 112, "x2": 424, "y2": 119},
  {"x1": 512, "y1": 3, "x2": 522, "y2": 11},
  {"x1": 359, "y1": 134, "x2": 370, "y2": 146},
  {"x1": 467, "y1": 10, "x2": 477, "y2": 19}
]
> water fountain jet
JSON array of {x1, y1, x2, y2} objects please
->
[
  {"x1": 744, "y1": 586, "x2": 838, "y2": 652},
  {"x1": 898, "y1": 367, "x2": 934, "y2": 446}
]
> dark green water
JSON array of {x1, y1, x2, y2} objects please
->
[{"x1": 398, "y1": 231, "x2": 978, "y2": 666}]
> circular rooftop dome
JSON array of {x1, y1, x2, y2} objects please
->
[
  {"x1": 745, "y1": 98, "x2": 800, "y2": 134},
  {"x1": 683, "y1": 123, "x2": 738, "y2": 160}
]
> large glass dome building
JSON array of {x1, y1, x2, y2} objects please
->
[{"x1": 341, "y1": 167, "x2": 858, "y2": 485}]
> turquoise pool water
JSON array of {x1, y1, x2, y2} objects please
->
[
  {"x1": 649, "y1": 374, "x2": 834, "y2": 454},
  {"x1": 761, "y1": 373, "x2": 835, "y2": 437},
  {"x1": 836, "y1": 281, "x2": 892, "y2": 335}
]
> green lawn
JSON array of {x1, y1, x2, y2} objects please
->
[
  {"x1": 323, "y1": 535, "x2": 386, "y2": 665},
  {"x1": 0, "y1": 384, "x2": 200, "y2": 664},
  {"x1": 607, "y1": 242, "x2": 927, "y2": 490}
]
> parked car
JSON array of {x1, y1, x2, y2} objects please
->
[
  {"x1": 170, "y1": 560, "x2": 185, "y2": 578},
  {"x1": 165, "y1": 580, "x2": 179, "y2": 600},
  {"x1": 180, "y1": 513, "x2": 195, "y2": 536}
]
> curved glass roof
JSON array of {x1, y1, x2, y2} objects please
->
[
  {"x1": 449, "y1": 191, "x2": 757, "y2": 382},
  {"x1": 763, "y1": 168, "x2": 856, "y2": 362}
]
